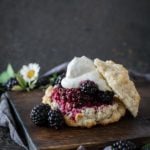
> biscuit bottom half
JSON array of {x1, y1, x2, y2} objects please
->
[{"x1": 42, "y1": 86, "x2": 126, "y2": 128}]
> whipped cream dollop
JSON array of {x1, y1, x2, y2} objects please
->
[{"x1": 61, "y1": 56, "x2": 111, "y2": 91}]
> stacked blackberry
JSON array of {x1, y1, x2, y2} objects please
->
[
  {"x1": 30, "y1": 103, "x2": 65, "y2": 129},
  {"x1": 52, "y1": 79, "x2": 114, "y2": 107},
  {"x1": 79, "y1": 80, "x2": 114, "y2": 105},
  {"x1": 104, "y1": 140, "x2": 137, "y2": 150}
]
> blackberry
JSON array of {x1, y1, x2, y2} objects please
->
[
  {"x1": 48, "y1": 109, "x2": 65, "y2": 129},
  {"x1": 30, "y1": 103, "x2": 51, "y2": 126},
  {"x1": 111, "y1": 140, "x2": 136, "y2": 150},
  {"x1": 80, "y1": 80, "x2": 99, "y2": 95},
  {"x1": 5, "y1": 77, "x2": 18, "y2": 90},
  {"x1": 97, "y1": 91, "x2": 114, "y2": 104},
  {"x1": 54, "y1": 73, "x2": 65, "y2": 86}
]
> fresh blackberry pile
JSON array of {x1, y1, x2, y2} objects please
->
[
  {"x1": 48, "y1": 109, "x2": 65, "y2": 129},
  {"x1": 80, "y1": 80, "x2": 99, "y2": 95},
  {"x1": 5, "y1": 77, "x2": 18, "y2": 90},
  {"x1": 30, "y1": 103, "x2": 65, "y2": 129},
  {"x1": 111, "y1": 140, "x2": 137, "y2": 150},
  {"x1": 96, "y1": 91, "x2": 114, "y2": 104},
  {"x1": 30, "y1": 104, "x2": 51, "y2": 126},
  {"x1": 79, "y1": 80, "x2": 114, "y2": 105}
]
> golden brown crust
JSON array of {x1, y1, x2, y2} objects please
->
[
  {"x1": 42, "y1": 86, "x2": 126, "y2": 128},
  {"x1": 94, "y1": 58, "x2": 140, "y2": 117}
]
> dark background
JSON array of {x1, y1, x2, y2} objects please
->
[
  {"x1": 0, "y1": 0, "x2": 150, "y2": 75},
  {"x1": 0, "y1": 0, "x2": 150, "y2": 149}
]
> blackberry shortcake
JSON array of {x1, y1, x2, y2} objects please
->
[{"x1": 42, "y1": 56, "x2": 140, "y2": 128}]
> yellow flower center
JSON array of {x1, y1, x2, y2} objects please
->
[{"x1": 27, "y1": 70, "x2": 35, "y2": 79}]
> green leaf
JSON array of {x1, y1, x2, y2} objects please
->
[
  {"x1": 7, "y1": 64, "x2": 15, "y2": 78},
  {"x1": 0, "y1": 64, "x2": 15, "y2": 84},
  {"x1": 12, "y1": 85, "x2": 23, "y2": 91},
  {"x1": 142, "y1": 144, "x2": 150, "y2": 150},
  {"x1": 28, "y1": 79, "x2": 37, "y2": 90},
  {"x1": 16, "y1": 74, "x2": 27, "y2": 89},
  {"x1": 0, "y1": 71, "x2": 10, "y2": 84},
  {"x1": 49, "y1": 73, "x2": 58, "y2": 85}
]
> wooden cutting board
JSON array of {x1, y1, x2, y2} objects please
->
[{"x1": 9, "y1": 82, "x2": 150, "y2": 150}]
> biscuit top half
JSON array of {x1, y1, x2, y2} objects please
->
[{"x1": 94, "y1": 58, "x2": 141, "y2": 117}]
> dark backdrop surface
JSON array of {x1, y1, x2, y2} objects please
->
[{"x1": 0, "y1": 0, "x2": 150, "y2": 74}]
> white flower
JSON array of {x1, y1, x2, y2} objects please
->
[{"x1": 20, "y1": 63, "x2": 40, "y2": 83}]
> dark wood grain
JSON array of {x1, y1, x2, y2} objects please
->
[{"x1": 9, "y1": 82, "x2": 150, "y2": 150}]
